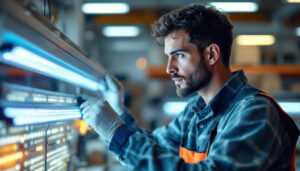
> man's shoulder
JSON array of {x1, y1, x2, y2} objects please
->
[
  {"x1": 232, "y1": 84, "x2": 268, "y2": 105},
  {"x1": 223, "y1": 85, "x2": 280, "y2": 119}
]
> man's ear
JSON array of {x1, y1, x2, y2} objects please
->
[{"x1": 205, "y1": 43, "x2": 221, "y2": 66}]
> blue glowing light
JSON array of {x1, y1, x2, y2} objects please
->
[
  {"x1": 1, "y1": 45, "x2": 105, "y2": 91},
  {"x1": 4, "y1": 107, "x2": 82, "y2": 126}
]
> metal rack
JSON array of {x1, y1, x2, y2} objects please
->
[{"x1": 0, "y1": 1, "x2": 105, "y2": 170}]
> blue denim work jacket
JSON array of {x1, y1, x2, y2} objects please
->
[{"x1": 109, "y1": 70, "x2": 299, "y2": 171}]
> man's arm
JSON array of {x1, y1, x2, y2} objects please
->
[
  {"x1": 109, "y1": 96, "x2": 292, "y2": 170},
  {"x1": 80, "y1": 97, "x2": 187, "y2": 154}
]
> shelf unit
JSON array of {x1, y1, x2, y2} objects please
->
[{"x1": 146, "y1": 65, "x2": 300, "y2": 79}]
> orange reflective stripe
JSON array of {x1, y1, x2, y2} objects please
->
[
  {"x1": 290, "y1": 146, "x2": 296, "y2": 171},
  {"x1": 259, "y1": 92, "x2": 296, "y2": 171},
  {"x1": 179, "y1": 146, "x2": 208, "y2": 164}
]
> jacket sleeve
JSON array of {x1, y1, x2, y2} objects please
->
[
  {"x1": 118, "y1": 107, "x2": 185, "y2": 154},
  {"x1": 109, "y1": 96, "x2": 291, "y2": 171}
]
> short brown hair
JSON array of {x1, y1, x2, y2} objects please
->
[{"x1": 152, "y1": 4, "x2": 233, "y2": 66}]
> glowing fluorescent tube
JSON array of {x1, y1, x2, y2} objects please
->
[
  {"x1": 163, "y1": 102, "x2": 187, "y2": 116},
  {"x1": 1, "y1": 46, "x2": 105, "y2": 91},
  {"x1": 103, "y1": 26, "x2": 140, "y2": 37},
  {"x1": 3, "y1": 107, "x2": 82, "y2": 126},
  {"x1": 236, "y1": 35, "x2": 275, "y2": 46},
  {"x1": 287, "y1": 0, "x2": 300, "y2": 3},
  {"x1": 209, "y1": 2, "x2": 258, "y2": 12},
  {"x1": 4, "y1": 107, "x2": 81, "y2": 117},
  {"x1": 0, "y1": 152, "x2": 23, "y2": 166},
  {"x1": 278, "y1": 102, "x2": 300, "y2": 115},
  {"x1": 82, "y1": 3, "x2": 129, "y2": 14},
  {"x1": 13, "y1": 115, "x2": 81, "y2": 126}
]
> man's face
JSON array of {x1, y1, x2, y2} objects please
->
[{"x1": 164, "y1": 29, "x2": 212, "y2": 97}]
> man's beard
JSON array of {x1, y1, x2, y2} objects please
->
[{"x1": 172, "y1": 57, "x2": 212, "y2": 97}]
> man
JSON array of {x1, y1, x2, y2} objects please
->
[{"x1": 80, "y1": 4, "x2": 299, "y2": 170}]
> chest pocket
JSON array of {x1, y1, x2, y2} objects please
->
[{"x1": 179, "y1": 122, "x2": 218, "y2": 164}]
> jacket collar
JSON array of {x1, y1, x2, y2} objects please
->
[{"x1": 190, "y1": 69, "x2": 247, "y2": 116}]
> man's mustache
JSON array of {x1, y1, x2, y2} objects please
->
[{"x1": 171, "y1": 74, "x2": 185, "y2": 80}]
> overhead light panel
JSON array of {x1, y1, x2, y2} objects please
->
[
  {"x1": 103, "y1": 26, "x2": 140, "y2": 37},
  {"x1": 287, "y1": 0, "x2": 300, "y2": 3},
  {"x1": 296, "y1": 27, "x2": 300, "y2": 36},
  {"x1": 82, "y1": 3, "x2": 129, "y2": 14},
  {"x1": 0, "y1": 45, "x2": 106, "y2": 91},
  {"x1": 209, "y1": 2, "x2": 258, "y2": 12},
  {"x1": 236, "y1": 35, "x2": 275, "y2": 46}
]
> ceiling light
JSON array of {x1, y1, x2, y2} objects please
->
[
  {"x1": 209, "y1": 2, "x2": 258, "y2": 12},
  {"x1": 296, "y1": 27, "x2": 300, "y2": 36},
  {"x1": 82, "y1": 3, "x2": 129, "y2": 14},
  {"x1": 287, "y1": 0, "x2": 300, "y2": 3},
  {"x1": 236, "y1": 35, "x2": 275, "y2": 46},
  {"x1": 103, "y1": 26, "x2": 140, "y2": 37}
]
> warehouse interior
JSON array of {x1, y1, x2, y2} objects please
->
[{"x1": 0, "y1": 0, "x2": 300, "y2": 170}]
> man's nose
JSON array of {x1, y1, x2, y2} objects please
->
[{"x1": 166, "y1": 57, "x2": 178, "y2": 74}]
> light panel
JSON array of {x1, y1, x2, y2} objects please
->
[
  {"x1": 296, "y1": 27, "x2": 300, "y2": 36},
  {"x1": 287, "y1": 0, "x2": 300, "y2": 3},
  {"x1": 163, "y1": 102, "x2": 187, "y2": 116},
  {"x1": 278, "y1": 102, "x2": 300, "y2": 115},
  {"x1": 82, "y1": 3, "x2": 129, "y2": 14},
  {"x1": 1, "y1": 46, "x2": 105, "y2": 91},
  {"x1": 103, "y1": 26, "x2": 140, "y2": 37},
  {"x1": 3, "y1": 107, "x2": 82, "y2": 126},
  {"x1": 209, "y1": 2, "x2": 258, "y2": 12},
  {"x1": 236, "y1": 35, "x2": 275, "y2": 46}
]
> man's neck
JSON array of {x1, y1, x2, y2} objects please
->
[{"x1": 197, "y1": 68, "x2": 232, "y2": 105}]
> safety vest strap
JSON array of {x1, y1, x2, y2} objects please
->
[
  {"x1": 179, "y1": 146, "x2": 208, "y2": 164},
  {"x1": 259, "y1": 92, "x2": 298, "y2": 171},
  {"x1": 179, "y1": 91, "x2": 298, "y2": 170}
]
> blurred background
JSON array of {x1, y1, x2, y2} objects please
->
[{"x1": 0, "y1": 0, "x2": 300, "y2": 170}]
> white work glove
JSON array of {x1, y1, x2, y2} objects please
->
[
  {"x1": 80, "y1": 99, "x2": 124, "y2": 141},
  {"x1": 102, "y1": 75, "x2": 125, "y2": 115}
]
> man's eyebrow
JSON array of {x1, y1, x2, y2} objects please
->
[{"x1": 164, "y1": 49, "x2": 187, "y2": 57}]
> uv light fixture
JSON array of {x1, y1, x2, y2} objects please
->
[
  {"x1": 3, "y1": 107, "x2": 82, "y2": 126},
  {"x1": 0, "y1": 45, "x2": 105, "y2": 91}
]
